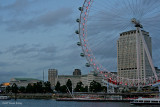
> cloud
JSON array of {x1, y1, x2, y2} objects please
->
[
  {"x1": 5, "y1": 0, "x2": 30, "y2": 11},
  {"x1": 5, "y1": 8, "x2": 73, "y2": 32},
  {"x1": 0, "y1": 71, "x2": 28, "y2": 82},
  {"x1": 0, "y1": 44, "x2": 59, "y2": 82},
  {"x1": 0, "y1": 0, "x2": 36, "y2": 13},
  {"x1": 3, "y1": 43, "x2": 60, "y2": 63},
  {"x1": 32, "y1": 45, "x2": 58, "y2": 61},
  {"x1": 36, "y1": 8, "x2": 73, "y2": 26},
  {"x1": 0, "y1": 51, "x2": 3, "y2": 54},
  {"x1": 0, "y1": 71, "x2": 27, "y2": 77},
  {"x1": 5, "y1": 44, "x2": 38, "y2": 55},
  {"x1": 0, "y1": 62, "x2": 10, "y2": 67},
  {"x1": 40, "y1": 45, "x2": 57, "y2": 54}
]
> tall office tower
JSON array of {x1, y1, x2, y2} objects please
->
[
  {"x1": 48, "y1": 69, "x2": 58, "y2": 87},
  {"x1": 117, "y1": 30, "x2": 153, "y2": 82}
]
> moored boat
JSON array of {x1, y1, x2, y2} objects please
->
[
  {"x1": 130, "y1": 97, "x2": 160, "y2": 105},
  {"x1": 0, "y1": 96, "x2": 11, "y2": 100},
  {"x1": 56, "y1": 97, "x2": 105, "y2": 102},
  {"x1": 56, "y1": 96, "x2": 134, "y2": 102}
]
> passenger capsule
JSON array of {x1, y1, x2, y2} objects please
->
[
  {"x1": 77, "y1": 42, "x2": 81, "y2": 46},
  {"x1": 85, "y1": 63, "x2": 90, "y2": 67},
  {"x1": 75, "y1": 30, "x2": 79, "y2": 34},
  {"x1": 78, "y1": 7, "x2": 83, "y2": 11},
  {"x1": 76, "y1": 19, "x2": 80, "y2": 23},
  {"x1": 80, "y1": 53, "x2": 85, "y2": 57}
]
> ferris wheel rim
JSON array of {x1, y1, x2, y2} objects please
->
[{"x1": 78, "y1": 0, "x2": 160, "y2": 87}]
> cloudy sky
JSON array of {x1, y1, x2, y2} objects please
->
[
  {"x1": 0, "y1": 0, "x2": 160, "y2": 83},
  {"x1": 0, "y1": 0, "x2": 92, "y2": 83}
]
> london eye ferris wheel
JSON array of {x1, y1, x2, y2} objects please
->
[{"x1": 76, "y1": 0, "x2": 160, "y2": 87}]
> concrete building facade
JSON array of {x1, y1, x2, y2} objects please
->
[
  {"x1": 73, "y1": 69, "x2": 81, "y2": 76},
  {"x1": 48, "y1": 69, "x2": 58, "y2": 87},
  {"x1": 10, "y1": 78, "x2": 42, "y2": 87},
  {"x1": 57, "y1": 75, "x2": 83, "y2": 88},
  {"x1": 48, "y1": 69, "x2": 104, "y2": 89},
  {"x1": 117, "y1": 30, "x2": 153, "y2": 82}
]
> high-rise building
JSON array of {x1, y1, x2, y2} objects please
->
[
  {"x1": 117, "y1": 30, "x2": 153, "y2": 82},
  {"x1": 48, "y1": 69, "x2": 58, "y2": 87}
]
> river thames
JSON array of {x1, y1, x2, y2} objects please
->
[{"x1": 0, "y1": 99, "x2": 160, "y2": 107}]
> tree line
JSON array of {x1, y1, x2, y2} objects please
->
[
  {"x1": 55, "y1": 79, "x2": 107, "y2": 93},
  {"x1": 5, "y1": 81, "x2": 52, "y2": 93},
  {"x1": 5, "y1": 79, "x2": 107, "y2": 93}
]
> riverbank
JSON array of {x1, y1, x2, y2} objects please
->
[
  {"x1": 1, "y1": 93, "x2": 55, "y2": 99},
  {"x1": 0, "y1": 92, "x2": 159, "y2": 100},
  {"x1": 56, "y1": 98, "x2": 133, "y2": 102}
]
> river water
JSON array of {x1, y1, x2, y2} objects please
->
[{"x1": 0, "y1": 99, "x2": 159, "y2": 107}]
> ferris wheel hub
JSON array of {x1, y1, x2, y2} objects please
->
[{"x1": 131, "y1": 18, "x2": 143, "y2": 28}]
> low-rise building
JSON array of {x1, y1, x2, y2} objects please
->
[
  {"x1": 48, "y1": 69, "x2": 110, "y2": 89},
  {"x1": 57, "y1": 75, "x2": 82, "y2": 88},
  {"x1": 10, "y1": 78, "x2": 42, "y2": 87}
]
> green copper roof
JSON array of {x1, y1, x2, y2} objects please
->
[{"x1": 14, "y1": 78, "x2": 42, "y2": 81}]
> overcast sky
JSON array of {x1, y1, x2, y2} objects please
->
[
  {"x1": 0, "y1": 0, "x2": 160, "y2": 83},
  {"x1": 0, "y1": 0, "x2": 91, "y2": 83}
]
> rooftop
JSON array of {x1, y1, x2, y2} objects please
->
[
  {"x1": 120, "y1": 30, "x2": 149, "y2": 36},
  {"x1": 11, "y1": 78, "x2": 42, "y2": 81}
]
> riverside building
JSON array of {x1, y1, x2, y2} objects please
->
[
  {"x1": 48, "y1": 69, "x2": 107, "y2": 88},
  {"x1": 48, "y1": 69, "x2": 58, "y2": 87},
  {"x1": 10, "y1": 78, "x2": 42, "y2": 87},
  {"x1": 117, "y1": 30, "x2": 153, "y2": 82}
]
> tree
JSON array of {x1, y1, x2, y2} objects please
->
[
  {"x1": 32, "y1": 83, "x2": 37, "y2": 93},
  {"x1": 30, "y1": 82, "x2": 43, "y2": 93},
  {"x1": 55, "y1": 81, "x2": 61, "y2": 92},
  {"x1": 101, "y1": 86, "x2": 107, "y2": 93},
  {"x1": 6, "y1": 86, "x2": 12, "y2": 93},
  {"x1": 60, "y1": 85, "x2": 67, "y2": 93},
  {"x1": 36, "y1": 82, "x2": 43, "y2": 93},
  {"x1": 114, "y1": 87, "x2": 118, "y2": 93},
  {"x1": 151, "y1": 86, "x2": 159, "y2": 92},
  {"x1": 74, "y1": 81, "x2": 84, "y2": 92},
  {"x1": 26, "y1": 81, "x2": 52, "y2": 93},
  {"x1": 26, "y1": 83, "x2": 33, "y2": 93},
  {"x1": 84, "y1": 86, "x2": 88, "y2": 92},
  {"x1": 11, "y1": 83, "x2": 18, "y2": 93},
  {"x1": 66, "y1": 79, "x2": 72, "y2": 92},
  {"x1": 89, "y1": 80, "x2": 102, "y2": 92},
  {"x1": 19, "y1": 86, "x2": 26, "y2": 93},
  {"x1": 44, "y1": 81, "x2": 52, "y2": 93}
]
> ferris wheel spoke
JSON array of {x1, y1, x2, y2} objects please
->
[
  {"x1": 142, "y1": 2, "x2": 160, "y2": 18},
  {"x1": 78, "y1": 0, "x2": 160, "y2": 87}
]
